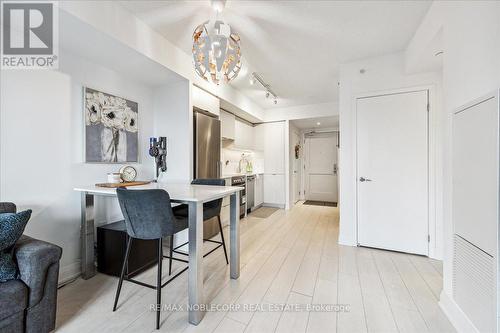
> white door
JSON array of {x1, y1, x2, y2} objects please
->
[
  {"x1": 291, "y1": 131, "x2": 301, "y2": 203},
  {"x1": 305, "y1": 134, "x2": 338, "y2": 202},
  {"x1": 357, "y1": 90, "x2": 428, "y2": 255}
]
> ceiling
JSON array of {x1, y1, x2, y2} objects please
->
[
  {"x1": 292, "y1": 116, "x2": 339, "y2": 130},
  {"x1": 59, "y1": 9, "x2": 184, "y2": 88},
  {"x1": 120, "y1": 1, "x2": 431, "y2": 109}
]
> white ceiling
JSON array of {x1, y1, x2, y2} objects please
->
[
  {"x1": 292, "y1": 116, "x2": 339, "y2": 130},
  {"x1": 120, "y1": 1, "x2": 431, "y2": 109}
]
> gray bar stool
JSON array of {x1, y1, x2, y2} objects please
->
[
  {"x1": 171, "y1": 179, "x2": 228, "y2": 274},
  {"x1": 113, "y1": 188, "x2": 188, "y2": 330}
]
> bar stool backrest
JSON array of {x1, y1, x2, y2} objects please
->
[
  {"x1": 116, "y1": 188, "x2": 177, "y2": 240},
  {"x1": 191, "y1": 178, "x2": 225, "y2": 219}
]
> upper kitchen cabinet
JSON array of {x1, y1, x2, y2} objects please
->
[
  {"x1": 192, "y1": 86, "x2": 219, "y2": 117},
  {"x1": 234, "y1": 119, "x2": 255, "y2": 150},
  {"x1": 220, "y1": 109, "x2": 235, "y2": 141},
  {"x1": 254, "y1": 123, "x2": 265, "y2": 152}
]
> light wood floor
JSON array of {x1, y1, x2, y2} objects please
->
[{"x1": 56, "y1": 203, "x2": 455, "y2": 333}]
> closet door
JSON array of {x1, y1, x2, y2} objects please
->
[
  {"x1": 452, "y1": 94, "x2": 498, "y2": 333},
  {"x1": 357, "y1": 90, "x2": 429, "y2": 255}
]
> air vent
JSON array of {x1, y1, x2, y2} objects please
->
[{"x1": 453, "y1": 234, "x2": 496, "y2": 332}]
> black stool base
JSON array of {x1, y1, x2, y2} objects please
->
[{"x1": 112, "y1": 237, "x2": 189, "y2": 330}]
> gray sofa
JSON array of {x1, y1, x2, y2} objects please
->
[{"x1": 0, "y1": 202, "x2": 62, "y2": 333}]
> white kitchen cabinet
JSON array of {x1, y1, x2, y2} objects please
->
[
  {"x1": 263, "y1": 122, "x2": 285, "y2": 174},
  {"x1": 255, "y1": 121, "x2": 286, "y2": 206},
  {"x1": 254, "y1": 124, "x2": 265, "y2": 151},
  {"x1": 263, "y1": 174, "x2": 285, "y2": 206},
  {"x1": 254, "y1": 174, "x2": 264, "y2": 207},
  {"x1": 234, "y1": 119, "x2": 255, "y2": 150},
  {"x1": 193, "y1": 86, "x2": 219, "y2": 116},
  {"x1": 220, "y1": 177, "x2": 231, "y2": 226},
  {"x1": 220, "y1": 109, "x2": 235, "y2": 140}
]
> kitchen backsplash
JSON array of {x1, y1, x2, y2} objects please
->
[{"x1": 222, "y1": 148, "x2": 264, "y2": 175}]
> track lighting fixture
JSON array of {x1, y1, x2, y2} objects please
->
[{"x1": 251, "y1": 72, "x2": 278, "y2": 105}]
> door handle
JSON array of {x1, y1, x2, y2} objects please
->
[
  {"x1": 333, "y1": 163, "x2": 338, "y2": 175},
  {"x1": 359, "y1": 177, "x2": 372, "y2": 182}
]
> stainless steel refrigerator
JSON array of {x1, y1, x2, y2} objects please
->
[
  {"x1": 193, "y1": 110, "x2": 221, "y2": 179},
  {"x1": 193, "y1": 110, "x2": 222, "y2": 238}
]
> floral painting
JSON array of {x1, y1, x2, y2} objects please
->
[{"x1": 84, "y1": 88, "x2": 138, "y2": 163}]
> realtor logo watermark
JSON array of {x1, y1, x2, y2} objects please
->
[{"x1": 1, "y1": 1, "x2": 58, "y2": 69}]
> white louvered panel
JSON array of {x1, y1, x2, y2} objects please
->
[{"x1": 453, "y1": 235, "x2": 496, "y2": 333}]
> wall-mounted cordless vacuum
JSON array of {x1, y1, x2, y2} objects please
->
[{"x1": 149, "y1": 137, "x2": 167, "y2": 181}]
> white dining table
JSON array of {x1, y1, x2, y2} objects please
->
[{"x1": 74, "y1": 182, "x2": 243, "y2": 325}]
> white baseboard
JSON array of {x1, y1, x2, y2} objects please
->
[
  {"x1": 439, "y1": 290, "x2": 479, "y2": 333},
  {"x1": 262, "y1": 203, "x2": 285, "y2": 209},
  {"x1": 59, "y1": 261, "x2": 81, "y2": 285},
  {"x1": 338, "y1": 236, "x2": 357, "y2": 247}
]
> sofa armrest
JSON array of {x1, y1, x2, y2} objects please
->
[
  {"x1": 0, "y1": 202, "x2": 16, "y2": 214},
  {"x1": 14, "y1": 235, "x2": 62, "y2": 307}
]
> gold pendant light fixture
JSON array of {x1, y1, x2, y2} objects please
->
[{"x1": 192, "y1": 0, "x2": 242, "y2": 85}]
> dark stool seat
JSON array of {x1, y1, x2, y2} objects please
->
[{"x1": 172, "y1": 204, "x2": 219, "y2": 221}]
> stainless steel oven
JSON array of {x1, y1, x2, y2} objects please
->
[{"x1": 231, "y1": 176, "x2": 246, "y2": 218}]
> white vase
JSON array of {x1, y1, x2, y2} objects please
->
[{"x1": 101, "y1": 127, "x2": 127, "y2": 162}]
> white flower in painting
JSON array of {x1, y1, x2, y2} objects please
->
[
  {"x1": 112, "y1": 96, "x2": 127, "y2": 108},
  {"x1": 85, "y1": 93, "x2": 101, "y2": 125},
  {"x1": 124, "y1": 107, "x2": 138, "y2": 133},
  {"x1": 101, "y1": 105, "x2": 126, "y2": 130},
  {"x1": 95, "y1": 92, "x2": 108, "y2": 106}
]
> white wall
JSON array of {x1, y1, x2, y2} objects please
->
[
  {"x1": 406, "y1": 3, "x2": 500, "y2": 330},
  {"x1": 441, "y1": 2, "x2": 500, "y2": 302},
  {"x1": 0, "y1": 49, "x2": 163, "y2": 282},
  {"x1": 288, "y1": 123, "x2": 301, "y2": 208},
  {"x1": 154, "y1": 81, "x2": 193, "y2": 183},
  {"x1": 338, "y1": 52, "x2": 444, "y2": 260}
]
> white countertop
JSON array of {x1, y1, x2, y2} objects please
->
[
  {"x1": 222, "y1": 173, "x2": 263, "y2": 178},
  {"x1": 74, "y1": 182, "x2": 243, "y2": 203}
]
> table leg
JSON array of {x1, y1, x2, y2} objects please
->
[
  {"x1": 188, "y1": 201, "x2": 205, "y2": 325},
  {"x1": 81, "y1": 192, "x2": 96, "y2": 279},
  {"x1": 230, "y1": 192, "x2": 240, "y2": 279}
]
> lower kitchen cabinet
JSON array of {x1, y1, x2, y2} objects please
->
[
  {"x1": 220, "y1": 178, "x2": 231, "y2": 226},
  {"x1": 255, "y1": 175, "x2": 264, "y2": 207},
  {"x1": 263, "y1": 174, "x2": 285, "y2": 206}
]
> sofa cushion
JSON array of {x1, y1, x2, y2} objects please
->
[
  {"x1": 0, "y1": 210, "x2": 32, "y2": 281},
  {"x1": 0, "y1": 279, "x2": 28, "y2": 321}
]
